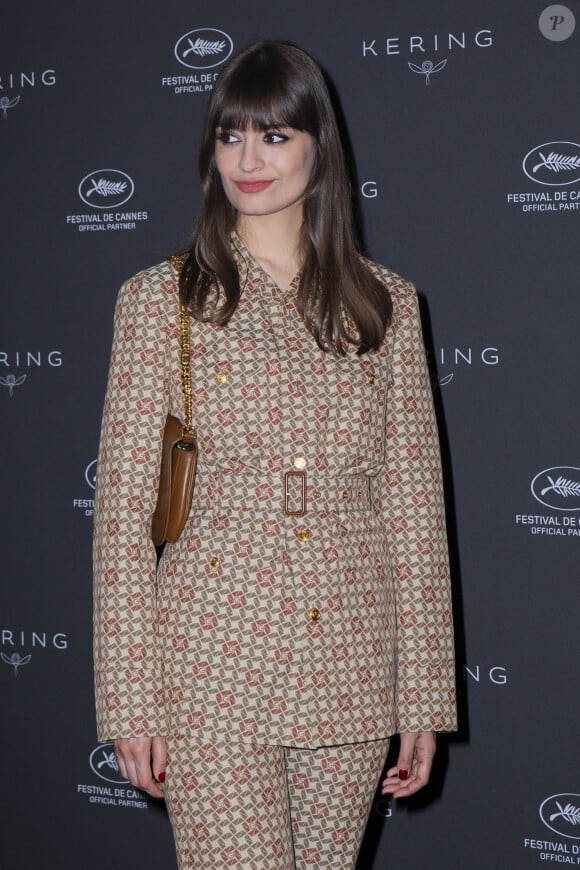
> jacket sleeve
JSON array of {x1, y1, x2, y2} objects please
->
[
  {"x1": 380, "y1": 283, "x2": 457, "y2": 733},
  {"x1": 93, "y1": 270, "x2": 170, "y2": 740}
]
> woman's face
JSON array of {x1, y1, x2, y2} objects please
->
[{"x1": 214, "y1": 125, "x2": 316, "y2": 220}]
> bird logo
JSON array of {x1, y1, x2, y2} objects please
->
[
  {"x1": 408, "y1": 59, "x2": 447, "y2": 85},
  {"x1": 1, "y1": 652, "x2": 32, "y2": 676},
  {"x1": 0, "y1": 374, "x2": 27, "y2": 396},
  {"x1": 0, "y1": 95, "x2": 21, "y2": 119}
]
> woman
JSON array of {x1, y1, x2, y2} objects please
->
[{"x1": 94, "y1": 40, "x2": 456, "y2": 870}]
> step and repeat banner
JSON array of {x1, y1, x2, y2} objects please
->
[{"x1": 1, "y1": 1, "x2": 579, "y2": 868}]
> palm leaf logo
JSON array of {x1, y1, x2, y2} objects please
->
[
  {"x1": 533, "y1": 151, "x2": 580, "y2": 174},
  {"x1": 540, "y1": 475, "x2": 580, "y2": 498},
  {"x1": 183, "y1": 38, "x2": 226, "y2": 58},
  {"x1": 96, "y1": 750, "x2": 120, "y2": 772},
  {"x1": 549, "y1": 802, "x2": 580, "y2": 826},
  {"x1": 85, "y1": 179, "x2": 128, "y2": 198}
]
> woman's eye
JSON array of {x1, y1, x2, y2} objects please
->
[
  {"x1": 216, "y1": 131, "x2": 238, "y2": 144},
  {"x1": 264, "y1": 131, "x2": 288, "y2": 144}
]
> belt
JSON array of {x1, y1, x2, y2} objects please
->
[{"x1": 194, "y1": 468, "x2": 374, "y2": 515}]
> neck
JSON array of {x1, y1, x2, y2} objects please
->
[{"x1": 236, "y1": 208, "x2": 303, "y2": 272}]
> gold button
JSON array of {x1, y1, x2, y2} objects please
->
[
  {"x1": 367, "y1": 374, "x2": 375, "y2": 384},
  {"x1": 308, "y1": 608, "x2": 321, "y2": 622},
  {"x1": 376, "y1": 559, "x2": 382, "y2": 569},
  {"x1": 209, "y1": 555, "x2": 220, "y2": 567},
  {"x1": 342, "y1": 490, "x2": 348, "y2": 499},
  {"x1": 297, "y1": 529, "x2": 311, "y2": 542},
  {"x1": 312, "y1": 489, "x2": 321, "y2": 499},
  {"x1": 293, "y1": 455, "x2": 307, "y2": 470},
  {"x1": 216, "y1": 372, "x2": 228, "y2": 385}
]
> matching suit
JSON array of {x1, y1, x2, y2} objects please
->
[{"x1": 93, "y1": 234, "x2": 456, "y2": 867}]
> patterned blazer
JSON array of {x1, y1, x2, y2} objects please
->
[{"x1": 93, "y1": 235, "x2": 457, "y2": 747}]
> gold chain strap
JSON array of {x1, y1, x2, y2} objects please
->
[{"x1": 169, "y1": 255, "x2": 195, "y2": 436}]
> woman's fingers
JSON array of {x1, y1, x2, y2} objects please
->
[
  {"x1": 114, "y1": 737, "x2": 165, "y2": 799},
  {"x1": 381, "y1": 731, "x2": 436, "y2": 798},
  {"x1": 151, "y1": 735, "x2": 167, "y2": 786}
]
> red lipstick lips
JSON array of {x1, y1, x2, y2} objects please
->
[{"x1": 234, "y1": 180, "x2": 273, "y2": 193}]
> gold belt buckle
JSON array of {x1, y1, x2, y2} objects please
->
[{"x1": 284, "y1": 471, "x2": 307, "y2": 516}]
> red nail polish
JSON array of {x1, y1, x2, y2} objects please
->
[
  {"x1": 158, "y1": 772, "x2": 166, "y2": 783},
  {"x1": 398, "y1": 769, "x2": 409, "y2": 781}
]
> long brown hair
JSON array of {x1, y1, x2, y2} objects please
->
[{"x1": 180, "y1": 40, "x2": 392, "y2": 356}]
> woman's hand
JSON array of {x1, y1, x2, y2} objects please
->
[
  {"x1": 114, "y1": 735, "x2": 167, "y2": 799},
  {"x1": 381, "y1": 731, "x2": 436, "y2": 798}
]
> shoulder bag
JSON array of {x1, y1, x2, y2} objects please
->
[{"x1": 151, "y1": 256, "x2": 198, "y2": 546}]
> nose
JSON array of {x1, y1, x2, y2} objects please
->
[{"x1": 238, "y1": 135, "x2": 264, "y2": 173}]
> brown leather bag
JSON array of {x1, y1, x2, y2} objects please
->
[{"x1": 151, "y1": 257, "x2": 198, "y2": 546}]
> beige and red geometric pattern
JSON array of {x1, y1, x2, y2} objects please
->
[
  {"x1": 163, "y1": 735, "x2": 389, "y2": 869},
  {"x1": 93, "y1": 233, "x2": 457, "y2": 746}
]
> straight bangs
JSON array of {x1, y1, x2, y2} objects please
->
[{"x1": 212, "y1": 82, "x2": 313, "y2": 136}]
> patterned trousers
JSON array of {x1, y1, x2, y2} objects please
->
[{"x1": 164, "y1": 736, "x2": 389, "y2": 869}]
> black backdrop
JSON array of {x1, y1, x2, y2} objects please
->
[{"x1": 2, "y1": 2, "x2": 580, "y2": 868}]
